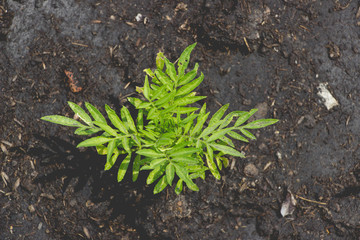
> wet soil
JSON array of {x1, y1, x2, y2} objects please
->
[{"x1": 1, "y1": 0, "x2": 360, "y2": 239}]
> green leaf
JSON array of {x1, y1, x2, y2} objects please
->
[
  {"x1": 105, "y1": 146, "x2": 119, "y2": 171},
  {"x1": 175, "y1": 72, "x2": 204, "y2": 97},
  {"x1": 173, "y1": 163, "x2": 199, "y2": 192},
  {"x1": 139, "y1": 129, "x2": 158, "y2": 141},
  {"x1": 175, "y1": 179, "x2": 183, "y2": 195},
  {"x1": 118, "y1": 153, "x2": 131, "y2": 182},
  {"x1": 164, "y1": 57, "x2": 177, "y2": 82},
  {"x1": 227, "y1": 130, "x2": 249, "y2": 142},
  {"x1": 85, "y1": 102, "x2": 107, "y2": 124},
  {"x1": 240, "y1": 128, "x2": 256, "y2": 140},
  {"x1": 178, "y1": 43, "x2": 197, "y2": 78},
  {"x1": 171, "y1": 107, "x2": 199, "y2": 114},
  {"x1": 155, "y1": 69, "x2": 173, "y2": 90},
  {"x1": 205, "y1": 153, "x2": 221, "y2": 180},
  {"x1": 150, "y1": 158, "x2": 167, "y2": 168},
  {"x1": 137, "y1": 109, "x2": 144, "y2": 130},
  {"x1": 41, "y1": 115, "x2": 85, "y2": 127},
  {"x1": 122, "y1": 137, "x2": 131, "y2": 153},
  {"x1": 93, "y1": 121, "x2": 118, "y2": 136},
  {"x1": 74, "y1": 127, "x2": 101, "y2": 135},
  {"x1": 166, "y1": 163, "x2": 175, "y2": 186},
  {"x1": 136, "y1": 149, "x2": 165, "y2": 158},
  {"x1": 199, "y1": 120, "x2": 224, "y2": 139},
  {"x1": 207, "y1": 128, "x2": 233, "y2": 142},
  {"x1": 77, "y1": 136, "x2": 112, "y2": 147},
  {"x1": 154, "y1": 175, "x2": 168, "y2": 194},
  {"x1": 154, "y1": 91, "x2": 176, "y2": 107},
  {"x1": 121, "y1": 106, "x2": 137, "y2": 133},
  {"x1": 243, "y1": 119, "x2": 279, "y2": 129},
  {"x1": 190, "y1": 112, "x2": 210, "y2": 137},
  {"x1": 209, "y1": 143, "x2": 245, "y2": 158},
  {"x1": 156, "y1": 52, "x2": 165, "y2": 70},
  {"x1": 151, "y1": 85, "x2": 167, "y2": 101},
  {"x1": 147, "y1": 165, "x2": 166, "y2": 184},
  {"x1": 106, "y1": 140, "x2": 116, "y2": 165},
  {"x1": 208, "y1": 104, "x2": 229, "y2": 127},
  {"x1": 178, "y1": 63, "x2": 199, "y2": 86},
  {"x1": 144, "y1": 68, "x2": 155, "y2": 78},
  {"x1": 132, "y1": 155, "x2": 141, "y2": 182},
  {"x1": 68, "y1": 102, "x2": 93, "y2": 126},
  {"x1": 127, "y1": 97, "x2": 143, "y2": 109},
  {"x1": 171, "y1": 156, "x2": 201, "y2": 165},
  {"x1": 105, "y1": 105, "x2": 128, "y2": 134},
  {"x1": 234, "y1": 109, "x2": 258, "y2": 127},
  {"x1": 173, "y1": 96, "x2": 206, "y2": 106},
  {"x1": 169, "y1": 148, "x2": 201, "y2": 157},
  {"x1": 143, "y1": 75, "x2": 151, "y2": 100},
  {"x1": 96, "y1": 145, "x2": 107, "y2": 155}
]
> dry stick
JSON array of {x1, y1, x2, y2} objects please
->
[{"x1": 295, "y1": 194, "x2": 327, "y2": 205}]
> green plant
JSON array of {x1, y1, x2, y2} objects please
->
[{"x1": 41, "y1": 43, "x2": 278, "y2": 194}]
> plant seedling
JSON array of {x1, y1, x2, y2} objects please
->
[{"x1": 41, "y1": 43, "x2": 278, "y2": 194}]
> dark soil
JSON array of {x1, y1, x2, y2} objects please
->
[{"x1": 1, "y1": 0, "x2": 360, "y2": 239}]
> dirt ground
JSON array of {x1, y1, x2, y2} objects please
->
[{"x1": 1, "y1": 0, "x2": 360, "y2": 239}]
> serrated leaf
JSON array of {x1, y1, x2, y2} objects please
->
[
  {"x1": 208, "y1": 104, "x2": 229, "y2": 127},
  {"x1": 178, "y1": 43, "x2": 197, "y2": 78},
  {"x1": 175, "y1": 179, "x2": 183, "y2": 195},
  {"x1": 106, "y1": 139, "x2": 116, "y2": 165},
  {"x1": 68, "y1": 102, "x2": 93, "y2": 126},
  {"x1": 139, "y1": 129, "x2": 158, "y2": 141},
  {"x1": 85, "y1": 102, "x2": 107, "y2": 124},
  {"x1": 227, "y1": 130, "x2": 249, "y2": 142},
  {"x1": 74, "y1": 127, "x2": 101, "y2": 135},
  {"x1": 41, "y1": 115, "x2": 85, "y2": 127},
  {"x1": 77, "y1": 136, "x2": 112, "y2": 147},
  {"x1": 147, "y1": 165, "x2": 166, "y2": 185},
  {"x1": 154, "y1": 91, "x2": 176, "y2": 107},
  {"x1": 137, "y1": 109, "x2": 144, "y2": 130},
  {"x1": 144, "y1": 68, "x2": 155, "y2": 78},
  {"x1": 93, "y1": 121, "x2": 118, "y2": 136},
  {"x1": 156, "y1": 52, "x2": 165, "y2": 70},
  {"x1": 169, "y1": 148, "x2": 201, "y2": 157},
  {"x1": 243, "y1": 119, "x2": 279, "y2": 129},
  {"x1": 199, "y1": 103, "x2": 207, "y2": 116},
  {"x1": 121, "y1": 106, "x2": 137, "y2": 133},
  {"x1": 154, "y1": 175, "x2": 168, "y2": 194},
  {"x1": 171, "y1": 156, "x2": 201, "y2": 165},
  {"x1": 150, "y1": 158, "x2": 167, "y2": 168},
  {"x1": 144, "y1": 75, "x2": 151, "y2": 100},
  {"x1": 155, "y1": 69, "x2": 173, "y2": 90},
  {"x1": 171, "y1": 107, "x2": 199, "y2": 114},
  {"x1": 118, "y1": 153, "x2": 131, "y2": 182},
  {"x1": 166, "y1": 164, "x2": 175, "y2": 186},
  {"x1": 234, "y1": 109, "x2": 258, "y2": 127},
  {"x1": 220, "y1": 136, "x2": 235, "y2": 148},
  {"x1": 105, "y1": 145, "x2": 119, "y2": 171},
  {"x1": 127, "y1": 97, "x2": 143, "y2": 109},
  {"x1": 199, "y1": 120, "x2": 224, "y2": 139},
  {"x1": 240, "y1": 128, "x2": 256, "y2": 140},
  {"x1": 96, "y1": 145, "x2": 107, "y2": 155},
  {"x1": 136, "y1": 149, "x2": 165, "y2": 158},
  {"x1": 173, "y1": 163, "x2": 199, "y2": 192},
  {"x1": 105, "y1": 105, "x2": 128, "y2": 134},
  {"x1": 122, "y1": 137, "x2": 131, "y2": 153},
  {"x1": 190, "y1": 112, "x2": 210, "y2": 137},
  {"x1": 173, "y1": 96, "x2": 206, "y2": 106},
  {"x1": 178, "y1": 63, "x2": 199, "y2": 86},
  {"x1": 175, "y1": 72, "x2": 204, "y2": 97},
  {"x1": 132, "y1": 155, "x2": 141, "y2": 182},
  {"x1": 205, "y1": 153, "x2": 221, "y2": 180},
  {"x1": 151, "y1": 85, "x2": 167, "y2": 101},
  {"x1": 207, "y1": 128, "x2": 233, "y2": 142},
  {"x1": 164, "y1": 57, "x2": 177, "y2": 82},
  {"x1": 210, "y1": 143, "x2": 245, "y2": 158}
]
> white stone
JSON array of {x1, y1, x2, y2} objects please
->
[{"x1": 317, "y1": 83, "x2": 339, "y2": 110}]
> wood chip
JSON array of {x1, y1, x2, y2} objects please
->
[
  {"x1": 40, "y1": 193, "x2": 55, "y2": 200},
  {"x1": 13, "y1": 178, "x2": 20, "y2": 191},
  {"x1": 1, "y1": 172, "x2": 9, "y2": 186}
]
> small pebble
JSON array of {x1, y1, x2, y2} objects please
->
[{"x1": 244, "y1": 163, "x2": 259, "y2": 177}]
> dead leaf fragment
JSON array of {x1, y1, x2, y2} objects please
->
[{"x1": 280, "y1": 191, "x2": 297, "y2": 217}]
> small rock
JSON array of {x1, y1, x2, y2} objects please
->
[
  {"x1": 69, "y1": 199, "x2": 77, "y2": 207},
  {"x1": 317, "y1": 83, "x2": 339, "y2": 110},
  {"x1": 326, "y1": 42, "x2": 341, "y2": 60},
  {"x1": 244, "y1": 163, "x2": 259, "y2": 177},
  {"x1": 28, "y1": 205, "x2": 36, "y2": 213},
  {"x1": 303, "y1": 114, "x2": 316, "y2": 128},
  {"x1": 250, "y1": 102, "x2": 268, "y2": 121}
]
